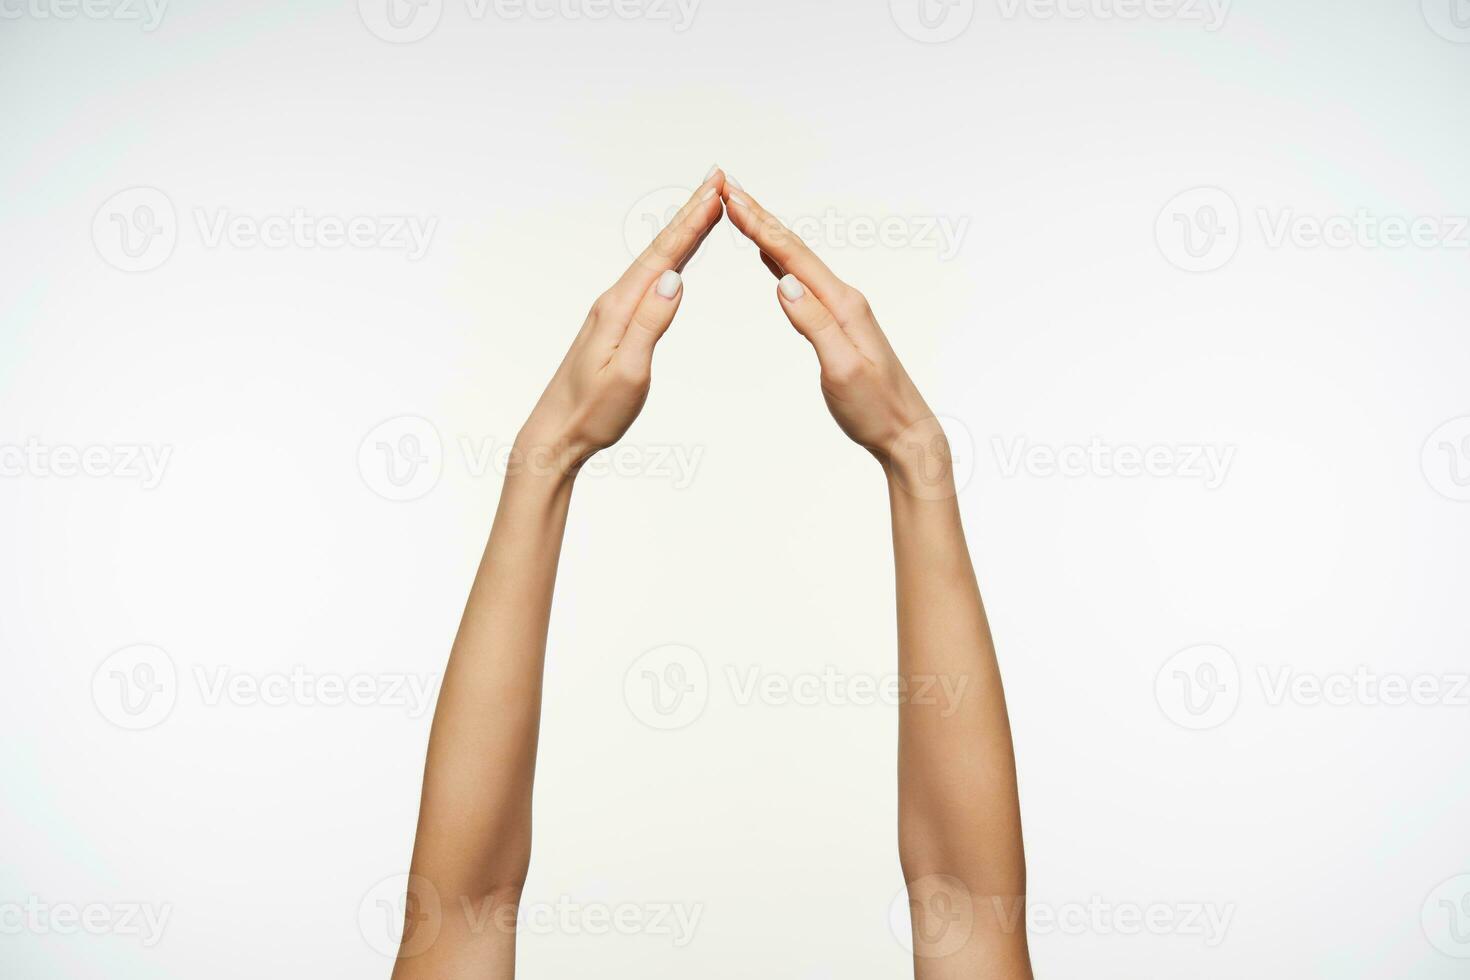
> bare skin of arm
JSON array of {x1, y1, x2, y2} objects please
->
[
  {"x1": 723, "y1": 179, "x2": 1033, "y2": 979},
  {"x1": 389, "y1": 169, "x2": 727, "y2": 980}
]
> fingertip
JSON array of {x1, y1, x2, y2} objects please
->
[
  {"x1": 778, "y1": 274, "x2": 806, "y2": 302},
  {"x1": 656, "y1": 270, "x2": 683, "y2": 300}
]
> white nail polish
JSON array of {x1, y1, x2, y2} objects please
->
[
  {"x1": 779, "y1": 274, "x2": 805, "y2": 301},
  {"x1": 726, "y1": 175, "x2": 743, "y2": 191},
  {"x1": 656, "y1": 270, "x2": 682, "y2": 299},
  {"x1": 701, "y1": 185, "x2": 718, "y2": 201},
  {"x1": 704, "y1": 164, "x2": 719, "y2": 182},
  {"x1": 726, "y1": 189, "x2": 750, "y2": 210}
]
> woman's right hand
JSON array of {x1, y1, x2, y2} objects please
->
[
  {"x1": 721, "y1": 180, "x2": 956, "y2": 496},
  {"x1": 514, "y1": 168, "x2": 726, "y2": 480}
]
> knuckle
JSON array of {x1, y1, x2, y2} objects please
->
[
  {"x1": 822, "y1": 358, "x2": 866, "y2": 389},
  {"x1": 612, "y1": 359, "x2": 650, "y2": 386},
  {"x1": 652, "y1": 223, "x2": 687, "y2": 260},
  {"x1": 834, "y1": 288, "x2": 870, "y2": 322},
  {"x1": 755, "y1": 214, "x2": 789, "y2": 247}
]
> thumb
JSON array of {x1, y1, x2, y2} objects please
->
[
  {"x1": 614, "y1": 269, "x2": 684, "y2": 371},
  {"x1": 776, "y1": 274, "x2": 863, "y2": 378}
]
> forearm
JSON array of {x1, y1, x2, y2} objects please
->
[
  {"x1": 393, "y1": 465, "x2": 575, "y2": 979},
  {"x1": 888, "y1": 456, "x2": 1030, "y2": 976},
  {"x1": 387, "y1": 168, "x2": 722, "y2": 980}
]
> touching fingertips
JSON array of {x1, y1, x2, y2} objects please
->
[
  {"x1": 778, "y1": 274, "x2": 806, "y2": 301},
  {"x1": 656, "y1": 270, "x2": 683, "y2": 299}
]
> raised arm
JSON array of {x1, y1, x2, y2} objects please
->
[
  {"x1": 390, "y1": 169, "x2": 726, "y2": 980},
  {"x1": 723, "y1": 180, "x2": 1032, "y2": 979}
]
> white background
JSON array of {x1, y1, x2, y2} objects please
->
[{"x1": 2, "y1": 0, "x2": 1469, "y2": 977}]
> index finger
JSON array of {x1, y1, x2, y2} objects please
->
[
  {"x1": 610, "y1": 169, "x2": 726, "y2": 306},
  {"x1": 722, "y1": 182, "x2": 852, "y2": 310}
]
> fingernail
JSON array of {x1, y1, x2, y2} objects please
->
[
  {"x1": 778, "y1": 274, "x2": 805, "y2": 301},
  {"x1": 701, "y1": 185, "x2": 718, "y2": 201},
  {"x1": 704, "y1": 164, "x2": 719, "y2": 182},
  {"x1": 726, "y1": 175, "x2": 743, "y2": 191},
  {"x1": 726, "y1": 189, "x2": 750, "y2": 209},
  {"x1": 656, "y1": 270, "x2": 682, "y2": 299}
]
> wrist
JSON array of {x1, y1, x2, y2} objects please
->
[
  {"x1": 506, "y1": 435, "x2": 583, "y2": 488},
  {"x1": 881, "y1": 423, "x2": 959, "y2": 501}
]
